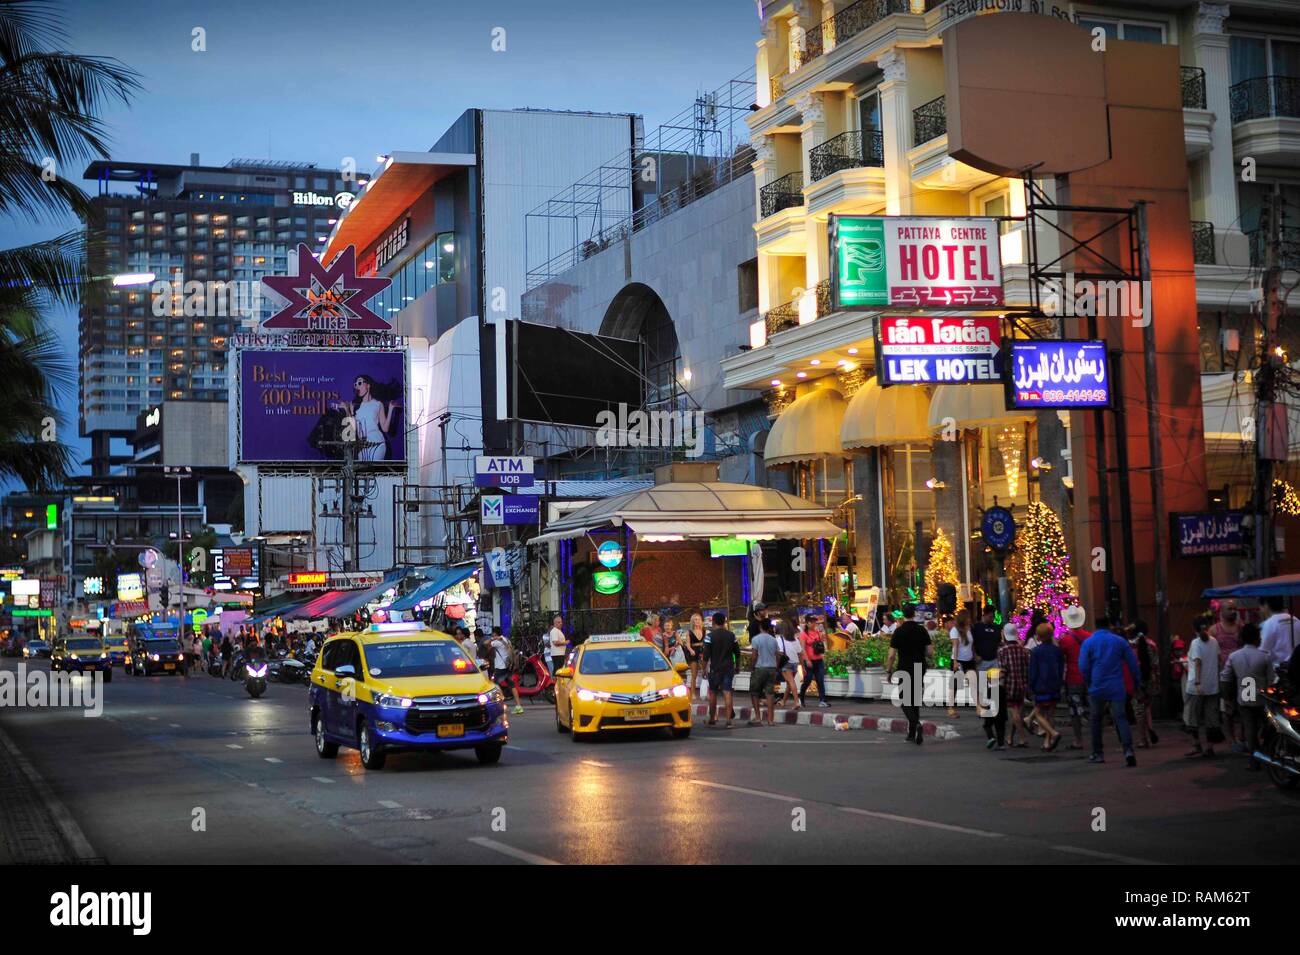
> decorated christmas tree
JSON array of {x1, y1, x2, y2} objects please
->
[
  {"x1": 1010, "y1": 501, "x2": 1077, "y2": 636},
  {"x1": 923, "y1": 527, "x2": 960, "y2": 603}
]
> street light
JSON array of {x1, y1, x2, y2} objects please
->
[
  {"x1": 164, "y1": 467, "x2": 193, "y2": 632},
  {"x1": 110, "y1": 272, "x2": 156, "y2": 287}
]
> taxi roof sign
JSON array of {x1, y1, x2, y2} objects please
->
[{"x1": 585, "y1": 634, "x2": 642, "y2": 644}]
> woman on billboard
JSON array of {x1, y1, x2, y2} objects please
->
[{"x1": 352, "y1": 374, "x2": 398, "y2": 460}]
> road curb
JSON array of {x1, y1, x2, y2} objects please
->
[
  {"x1": 688, "y1": 702, "x2": 959, "y2": 740},
  {"x1": 0, "y1": 719, "x2": 103, "y2": 863}
]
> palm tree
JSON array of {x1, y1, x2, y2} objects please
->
[{"x1": 0, "y1": 0, "x2": 138, "y2": 489}]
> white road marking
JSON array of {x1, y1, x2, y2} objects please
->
[
  {"x1": 147, "y1": 717, "x2": 158, "y2": 721},
  {"x1": 580, "y1": 759, "x2": 612, "y2": 768},
  {"x1": 689, "y1": 779, "x2": 801, "y2": 803},
  {"x1": 696, "y1": 736, "x2": 885, "y2": 745},
  {"x1": 226, "y1": 744, "x2": 243, "y2": 750},
  {"x1": 838, "y1": 806, "x2": 1004, "y2": 839},
  {"x1": 1051, "y1": 845, "x2": 1163, "y2": 865},
  {"x1": 264, "y1": 757, "x2": 282, "y2": 764},
  {"x1": 169, "y1": 723, "x2": 181, "y2": 728},
  {"x1": 467, "y1": 836, "x2": 560, "y2": 865},
  {"x1": 312, "y1": 776, "x2": 335, "y2": 784},
  {"x1": 378, "y1": 800, "x2": 402, "y2": 809}
]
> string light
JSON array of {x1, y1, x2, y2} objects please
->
[
  {"x1": 1275, "y1": 478, "x2": 1300, "y2": 516},
  {"x1": 923, "y1": 528, "x2": 960, "y2": 603},
  {"x1": 997, "y1": 425, "x2": 1023, "y2": 498},
  {"x1": 1010, "y1": 501, "x2": 1077, "y2": 637}
]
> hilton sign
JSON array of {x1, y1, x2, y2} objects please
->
[{"x1": 292, "y1": 191, "x2": 355, "y2": 209}]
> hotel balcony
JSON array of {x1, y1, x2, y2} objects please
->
[
  {"x1": 794, "y1": 0, "x2": 914, "y2": 70},
  {"x1": 756, "y1": 171, "x2": 806, "y2": 253},
  {"x1": 908, "y1": 95, "x2": 995, "y2": 192},
  {"x1": 805, "y1": 130, "x2": 885, "y2": 218},
  {"x1": 1181, "y1": 66, "x2": 1214, "y2": 160},
  {"x1": 1228, "y1": 75, "x2": 1300, "y2": 164}
]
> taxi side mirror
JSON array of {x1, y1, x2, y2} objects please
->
[
  {"x1": 674, "y1": 661, "x2": 689, "y2": 674},
  {"x1": 335, "y1": 664, "x2": 356, "y2": 678},
  {"x1": 556, "y1": 667, "x2": 573, "y2": 679}
]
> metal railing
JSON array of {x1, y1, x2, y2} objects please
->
[
  {"x1": 770, "y1": 72, "x2": 786, "y2": 103},
  {"x1": 1247, "y1": 226, "x2": 1300, "y2": 270},
  {"x1": 1191, "y1": 220, "x2": 1215, "y2": 265},
  {"x1": 760, "y1": 170, "x2": 804, "y2": 218},
  {"x1": 913, "y1": 95, "x2": 946, "y2": 146},
  {"x1": 762, "y1": 279, "x2": 833, "y2": 339},
  {"x1": 1181, "y1": 66, "x2": 1207, "y2": 109},
  {"x1": 794, "y1": 0, "x2": 912, "y2": 70},
  {"x1": 809, "y1": 129, "x2": 884, "y2": 181},
  {"x1": 1229, "y1": 75, "x2": 1300, "y2": 123}
]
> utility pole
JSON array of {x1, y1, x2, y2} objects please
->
[
  {"x1": 321, "y1": 434, "x2": 375, "y2": 574},
  {"x1": 1254, "y1": 183, "x2": 1286, "y2": 579},
  {"x1": 164, "y1": 466, "x2": 193, "y2": 631}
]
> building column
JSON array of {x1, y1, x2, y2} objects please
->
[
  {"x1": 877, "y1": 48, "x2": 913, "y2": 215},
  {"x1": 931, "y1": 436, "x2": 964, "y2": 585},
  {"x1": 852, "y1": 449, "x2": 882, "y2": 591},
  {"x1": 797, "y1": 92, "x2": 827, "y2": 289},
  {"x1": 751, "y1": 134, "x2": 781, "y2": 314},
  {"x1": 1189, "y1": 2, "x2": 1238, "y2": 238}
]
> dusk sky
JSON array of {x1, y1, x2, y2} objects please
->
[{"x1": 0, "y1": 0, "x2": 759, "y2": 484}]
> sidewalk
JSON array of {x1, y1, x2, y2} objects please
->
[
  {"x1": 0, "y1": 718, "x2": 103, "y2": 864},
  {"x1": 689, "y1": 698, "x2": 963, "y2": 740}
]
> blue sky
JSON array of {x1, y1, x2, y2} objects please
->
[{"x1": 0, "y1": 0, "x2": 759, "y2": 486}]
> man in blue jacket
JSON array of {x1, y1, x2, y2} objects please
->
[{"x1": 1078, "y1": 614, "x2": 1142, "y2": 767}]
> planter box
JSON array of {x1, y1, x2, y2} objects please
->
[
  {"x1": 884, "y1": 669, "x2": 977, "y2": 706},
  {"x1": 847, "y1": 666, "x2": 887, "y2": 699},
  {"x1": 732, "y1": 671, "x2": 750, "y2": 692},
  {"x1": 823, "y1": 675, "x2": 850, "y2": 697}
]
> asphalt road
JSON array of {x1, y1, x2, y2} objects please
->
[{"x1": 2, "y1": 655, "x2": 1298, "y2": 865}]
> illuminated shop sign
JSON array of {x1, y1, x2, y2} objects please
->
[
  {"x1": 292, "y1": 190, "x2": 355, "y2": 209},
  {"x1": 597, "y1": 540, "x2": 624, "y2": 567},
  {"x1": 592, "y1": 570, "x2": 625, "y2": 595},
  {"x1": 1172, "y1": 511, "x2": 1248, "y2": 558},
  {"x1": 832, "y1": 215, "x2": 1003, "y2": 309},
  {"x1": 1006, "y1": 340, "x2": 1110, "y2": 409},
  {"x1": 374, "y1": 218, "x2": 410, "y2": 270},
  {"x1": 876, "y1": 316, "x2": 1002, "y2": 385},
  {"x1": 116, "y1": 573, "x2": 144, "y2": 601}
]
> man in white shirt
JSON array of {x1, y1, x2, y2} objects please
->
[
  {"x1": 838, "y1": 611, "x2": 861, "y2": 640},
  {"x1": 1185, "y1": 624, "x2": 1221, "y2": 758},
  {"x1": 1259, "y1": 596, "x2": 1297, "y2": 669},
  {"x1": 547, "y1": 616, "x2": 567, "y2": 674},
  {"x1": 488, "y1": 626, "x2": 523, "y2": 714}
]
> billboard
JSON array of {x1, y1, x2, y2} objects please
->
[
  {"x1": 875, "y1": 316, "x2": 1002, "y2": 385},
  {"x1": 832, "y1": 215, "x2": 1003, "y2": 309},
  {"x1": 1172, "y1": 511, "x2": 1248, "y2": 558},
  {"x1": 1006, "y1": 340, "x2": 1110, "y2": 409},
  {"x1": 239, "y1": 350, "x2": 406, "y2": 462},
  {"x1": 505, "y1": 320, "x2": 642, "y2": 429}
]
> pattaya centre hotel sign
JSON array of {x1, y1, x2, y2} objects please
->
[
  {"x1": 832, "y1": 215, "x2": 1003, "y2": 309},
  {"x1": 875, "y1": 316, "x2": 1001, "y2": 385}
]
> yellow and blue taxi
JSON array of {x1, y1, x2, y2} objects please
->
[
  {"x1": 51, "y1": 634, "x2": 113, "y2": 680},
  {"x1": 309, "y1": 622, "x2": 508, "y2": 771},
  {"x1": 555, "y1": 635, "x2": 692, "y2": 740},
  {"x1": 103, "y1": 633, "x2": 129, "y2": 666}
]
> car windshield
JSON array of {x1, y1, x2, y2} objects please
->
[
  {"x1": 363, "y1": 640, "x2": 478, "y2": 678},
  {"x1": 105, "y1": 636, "x2": 128, "y2": 646},
  {"x1": 579, "y1": 646, "x2": 670, "y2": 675},
  {"x1": 143, "y1": 639, "x2": 180, "y2": 652},
  {"x1": 29, "y1": 640, "x2": 47, "y2": 647},
  {"x1": 66, "y1": 639, "x2": 103, "y2": 651}
]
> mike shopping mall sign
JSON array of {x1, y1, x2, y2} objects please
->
[{"x1": 831, "y1": 215, "x2": 1004, "y2": 309}]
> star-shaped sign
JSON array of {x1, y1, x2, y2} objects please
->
[{"x1": 261, "y1": 244, "x2": 392, "y2": 331}]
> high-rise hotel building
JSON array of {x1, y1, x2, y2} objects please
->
[{"x1": 80, "y1": 156, "x2": 353, "y2": 473}]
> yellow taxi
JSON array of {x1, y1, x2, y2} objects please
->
[
  {"x1": 554, "y1": 635, "x2": 692, "y2": 740},
  {"x1": 309, "y1": 622, "x2": 507, "y2": 770}
]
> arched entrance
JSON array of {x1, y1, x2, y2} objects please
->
[{"x1": 600, "y1": 283, "x2": 681, "y2": 409}]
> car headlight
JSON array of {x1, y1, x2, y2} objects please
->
[
  {"x1": 70, "y1": 653, "x2": 79, "y2": 660},
  {"x1": 576, "y1": 688, "x2": 611, "y2": 703},
  {"x1": 374, "y1": 692, "x2": 413, "y2": 708},
  {"x1": 671, "y1": 684, "x2": 689, "y2": 698},
  {"x1": 477, "y1": 687, "x2": 504, "y2": 705},
  {"x1": 150, "y1": 653, "x2": 160, "y2": 661}
]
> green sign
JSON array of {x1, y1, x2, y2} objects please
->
[
  {"x1": 13, "y1": 608, "x2": 52, "y2": 618},
  {"x1": 46, "y1": 503, "x2": 57, "y2": 530},
  {"x1": 833, "y1": 216, "x2": 887, "y2": 308},
  {"x1": 592, "y1": 570, "x2": 625, "y2": 595},
  {"x1": 708, "y1": 537, "x2": 749, "y2": 557},
  {"x1": 192, "y1": 608, "x2": 209, "y2": 623}
]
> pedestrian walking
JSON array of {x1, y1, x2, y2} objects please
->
[
  {"x1": 1220, "y1": 622, "x2": 1271, "y2": 770},
  {"x1": 1058, "y1": 605, "x2": 1091, "y2": 750},
  {"x1": 639, "y1": 612, "x2": 662, "y2": 645},
  {"x1": 996, "y1": 623, "x2": 1031, "y2": 748},
  {"x1": 798, "y1": 614, "x2": 830, "y2": 708},
  {"x1": 885, "y1": 604, "x2": 932, "y2": 745},
  {"x1": 547, "y1": 615, "x2": 568, "y2": 675},
  {"x1": 748, "y1": 625, "x2": 780, "y2": 726},
  {"x1": 775, "y1": 619, "x2": 803, "y2": 710},
  {"x1": 683, "y1": 612, "x2": 705, "y2": 700},
  {"x1": 1078, "y1": 614, "x2": 1140, "y2": 766},
  {"x1": 1184, "y1": 617, "x2": 1222, "y2": 758},
  {"x1": 1028, "y1": 624, "x2": 1064, "y2": 751},
  {"x1": 702, "y1": 612, "x2": 740, "y2": 728},
  {"x1": 947, "y1": 609, "x2": 975, "y2": 718},
  {"x1": 488, "y1": 626, "x2": 524, "y2": 714},
  {"x1": 1127, "y1": 621, "x2": 1160, "y2": 748}
]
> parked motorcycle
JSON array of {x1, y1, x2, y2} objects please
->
[
  {"x1": 1255, "y1": 674, "x2": 1300, "y2": 789},
  {"x1": 268, "y1": 650, "x2": 311, "y2": 685},
  {"x1": 495, "y1": 649, "x2": 556, "y2": 704},
  {"x1": 244, "y1": 657, "x2": 268, "y2": 699}
]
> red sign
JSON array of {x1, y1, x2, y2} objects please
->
[
  {"x1": 223, "y1": 548, "x2": 254, "y2": 578},
  {"x1": 876, "y1": 316, "x2": 1002, "y2": 385},
  {"x1": 885, "y1": 216, "x2": 1003, "y2": 308},
  {"x1": 288, "y1": 572, "x2": 327, "y2": 587}
]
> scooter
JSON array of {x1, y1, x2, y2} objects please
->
[
  {"x1": 244, "y1": 657, "x2": 268, "y2": 699},
  {"x1": 495, "y1": 650, "x2": 556, "y2": 704},
  {"x1": 268, "y1": 650, "x2": 310, "y2": 685},
  {"x1": 1255, "y1": 673, "x2": 1300, "y2": 790}
]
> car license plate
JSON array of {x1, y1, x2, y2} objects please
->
[
  {"x1": 436, "y1": 723, "x2": 464, "y2": 738},
  {"x1": 623, "y1": 707, "x2": 652, "y2": 721},
  {"x1": 163, "y1": 663, "x2": 174, "y2": 670}
]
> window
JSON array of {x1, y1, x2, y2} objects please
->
[
  {"x1": 1231, "y1": 34, "x2": 1300, "y2": 85},
  {"x1": 858, "y1": 90, "x2": 880, "y2": 133},
  {"x1": 1076, "y1": 17, "x2": 1165, "y2": 44},
  {"x1": 737, "y1": 258, "x2": 759, "y2": 312},
  {"x1": 436, "y1": 232, "x2": 457, "y2": 284}
]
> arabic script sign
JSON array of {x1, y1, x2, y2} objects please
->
[
  {"x1": 1006, "y1": 340, "x2": 1110, "y2": 409},
  {"x1": 876, "y1": 316, "x2": 1002, "y2": 385},
  {"x1": 1172, "y1": 511, "x2": 1248, "y2": 558},
  {"x1": 833, "y1": 215, "x2": 1004, "y2": 309},
  {"x1": 261, "y1": 244, "x2": 391, "y2": 332}
]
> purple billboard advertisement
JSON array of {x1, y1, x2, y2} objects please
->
[{"x1": 239, "y1": 350, "x2": 406, "y2": 463}]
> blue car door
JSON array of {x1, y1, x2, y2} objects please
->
[{"x1": 335, "y1": 639, "x2": 362, "y2": 741}]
